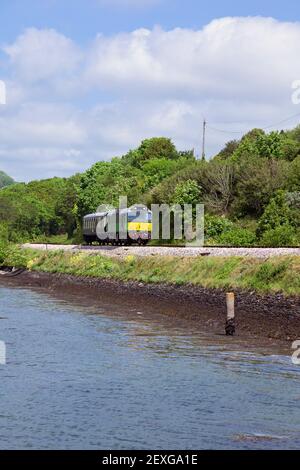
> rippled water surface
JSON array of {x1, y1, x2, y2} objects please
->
[{"x1": 0, "y1": 285, "x2": 299, "y2": 450}]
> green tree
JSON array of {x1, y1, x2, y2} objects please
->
[
  {"x1": 286, "y1": 156, "x2": 300, "y2": 191},
  {"x1": 172, "y1": 180, "x2": 201, "y2": 206},
  {"x1": 257, "y1": 190, "x2": 298, "y2": 238},
  {"x1": 123, "y1": 137, "x2": 178, "y2": 168},
  {"x1": 142, "y1": 157, "x2": 194, "y2": 192},
  {"x1": 231, "y1": 129, "x2": 299, "y2": 163},
  {"x1": 55, "y1": 174, "x2": 80, "y2": 238},
  {"x1": 216, "y1": 140, "x2": 240, "y2": 160},
  {"x1": 148, "y1": 161, "x2": 204, "y2": 205},
  {"x1": 77, "y1": 158, "x2": 144, "y2": 219},
  {"x1": 233, "y1": 157, "x2": 288, "y2": 217}
]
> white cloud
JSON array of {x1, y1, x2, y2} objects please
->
[
  {"x1": 85, "y1": 18, "x2": 300, "y2": 101},
  {"x1": 3, "y1": 28, "x2": 81, "y2": 83},
  {"x1": 0, "y1": 104, "x2": 86, "y2": 147},
  {"x1": 1, "y1": 17, "x2": 300, "y2": 181}
]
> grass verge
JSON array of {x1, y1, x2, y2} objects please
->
[{"x1": 1, "y1": 246, "x2": 300, "y2": 296}]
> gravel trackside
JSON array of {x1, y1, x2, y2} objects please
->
[{"x1": 22, "y1": 244, "x2": 300, "y2": 259}]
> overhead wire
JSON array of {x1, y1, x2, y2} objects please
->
[{"x1": 206, "y1": 111, "x2": 300, "y2": 135}]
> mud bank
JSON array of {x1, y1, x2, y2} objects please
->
[{"x1": 0, "y1": 269, "x2": 299, "y2": 343}]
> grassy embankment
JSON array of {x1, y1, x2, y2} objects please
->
[{"x1": 1, "y1": 246, "x2": 300, "y2": 296}]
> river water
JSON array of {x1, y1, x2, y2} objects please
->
[{"x1": 0, "y1": 284, "x2": 299, "y2": 450}]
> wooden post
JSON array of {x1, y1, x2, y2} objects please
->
[{"x1": 225, "y1": 292, "x2": 235, "y2": 336}]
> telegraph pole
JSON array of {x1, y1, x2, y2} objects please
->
[{"x1": 201, "y1": 118, "x2": 206, "y2": 161}]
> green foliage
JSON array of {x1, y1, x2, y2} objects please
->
[
  {"x1": 231, "y1": 135, "x2": 261, "y2": 162},
  {"x1": 1, "y1": 245, "x2": 33, "y2": 268},
  {"x1": 231, "y1": 129, "x2": 300, "y2": 163},
  {"x1": 0, "y1": 241, "x2": 8, "y2": 264},
  {"x1": 217, "y1": 228, "x2": 257, "y2": 247},
  {"x1": 286, "y1": 156, "x2": 300, "y2": 191},
  {"x1": 204, "y1": 215, "x2": 233, "y2": 238},
  {"x1": 1, "y1": 124, "x2": 300, "y2": 248},
  {"x1": 0, "y1": 223, "x2": 9, "y2": 243},
  {"x1": 233, "y1": 157, "x2": 288, "y2": 216},
  {"x1": 286, "y1": 191, "x2": 300, "y2": 210},
  {"x1": 172, "y1": 180, "x2": 201, "y2": 205},
  {"x1": 55, "y1": 174, "x2": 80, "y2": 238},
  {"x1": 31, "y1": 233, "x2": 75, "y2": 245},
  {"x1": 0, "y1": 177, "x2": 78, "y2": 242},
  {"x1": 216, "y1": 140, "x2": 239, "y2": 160},
  {"x1": 6, "y1": 249, "x2": 300, "y2": 295},
  {"x1": 123, "y1": 137, "x2": 179, "y2": 168},
  {"x1": 148, "y1": 162, "x2": 202, "y2": 205},
  {"x1": 260, "y1": 225, "x2": 297, "y2": 247},
  {"x1": 142, "y1": 157, "x2": 192, "y2": 191},
  {"x1": 253, "y1": 259, "x2": 289, "y2": 284},
  {"x1": 257, "y1": 190, "x2": 298, "y2": 237},
  {"x1": 76, "y1": 159, "x2": 144, "y2": 219},
  {"x1": 256, "y1": 131, "x2": 292, "y2": 160},
  {"x1": 77, "y1": 138, "x2": 195, "y2": 218}
]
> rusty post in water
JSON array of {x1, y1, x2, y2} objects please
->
[{"x1": 225, "y1": 292, "x2": 235, "y2": 336}]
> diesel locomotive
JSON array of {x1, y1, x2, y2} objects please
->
[{"x1": 83, "y1": 206, "x2": 152, "y2": 245}]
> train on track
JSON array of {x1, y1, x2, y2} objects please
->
[{"x1": 83, "y1": 206, "x2": 152, "y2": 245}]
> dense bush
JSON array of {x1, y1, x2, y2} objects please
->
[
  {"x1": 257, "y1": 190, "x2": 299, "y2": 238},
  {"x1": 0, "y1": 241, "x2": 8, "y2": 264},
  {"x1": 217, "y1": 228, "x2": 257, "y2": 247},
  {"x1": 204, "y1": 215, "x2": 233, "y2": 239},
  {"x1": 122, "y1": 137, "x2": 179, "y2": 167},
  {"x1": 172, "y1": 180, "x2": 202, "y2": 206},
  {"x1": 0, "y1": 177, "x2": 79, "y2": 242},
  {"x1": 260, "y1": 225, "x2": 297, "y2": 247},
  {"x1": 233, "y1": 157, "x2": 288, "y2": 216},
  {"x1": 287, "y1": 156, "x2": 300, "y2": 191},
  {"x1": 0, "y1": 223, "x2": 8, "y2": 243}
]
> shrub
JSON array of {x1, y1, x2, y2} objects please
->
[
  {"x1": 0, "y1": 241, "x2": 9, "y2": 264},
  {"x1": 260, "y1": 225, "x2": 297, "y2": 247},
  {"x1": 257, "y1": 190, "x2": 297, "y2": 238},
  {"x1": 286, "y1": 156, "x2": 300, "y2": 190},
  {"x1": 0, "y1": 223, "x2": 8, "y2": 243},
  {"x1": 172, "y1": 180, "x2": 201, "y2": 205},
  {"x1": 205, "y1": 215, "x2": 233, "y2": 239},
  {"x1": 2, "y1": 246, "x2": 35, "y2": 268},
  {"x1": 218, "y1": 228, "x2": 257, "y2": 247}
]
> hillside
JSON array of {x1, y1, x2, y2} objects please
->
[{"x1": 0, "y1": 171, "x2": 14, "y2": 189}]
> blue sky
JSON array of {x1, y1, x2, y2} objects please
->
[
  {"x1": 1, "y1": 0, "x2": 300, "y2": 180},
  {"x1": 2, "y1": 0, "x2": 300, "y2": 42}
]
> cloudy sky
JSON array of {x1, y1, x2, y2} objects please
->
[{"x1": 1, "y1": 0, "x2": 300, "y2": 181}]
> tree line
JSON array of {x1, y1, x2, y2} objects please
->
[{"x1": 0, "y1": 127, "x2": 299, "y2": 247}]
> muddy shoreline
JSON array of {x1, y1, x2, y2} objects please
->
[{"x1": 1, "y1": 269, "x2": 300, "y2": 344}]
